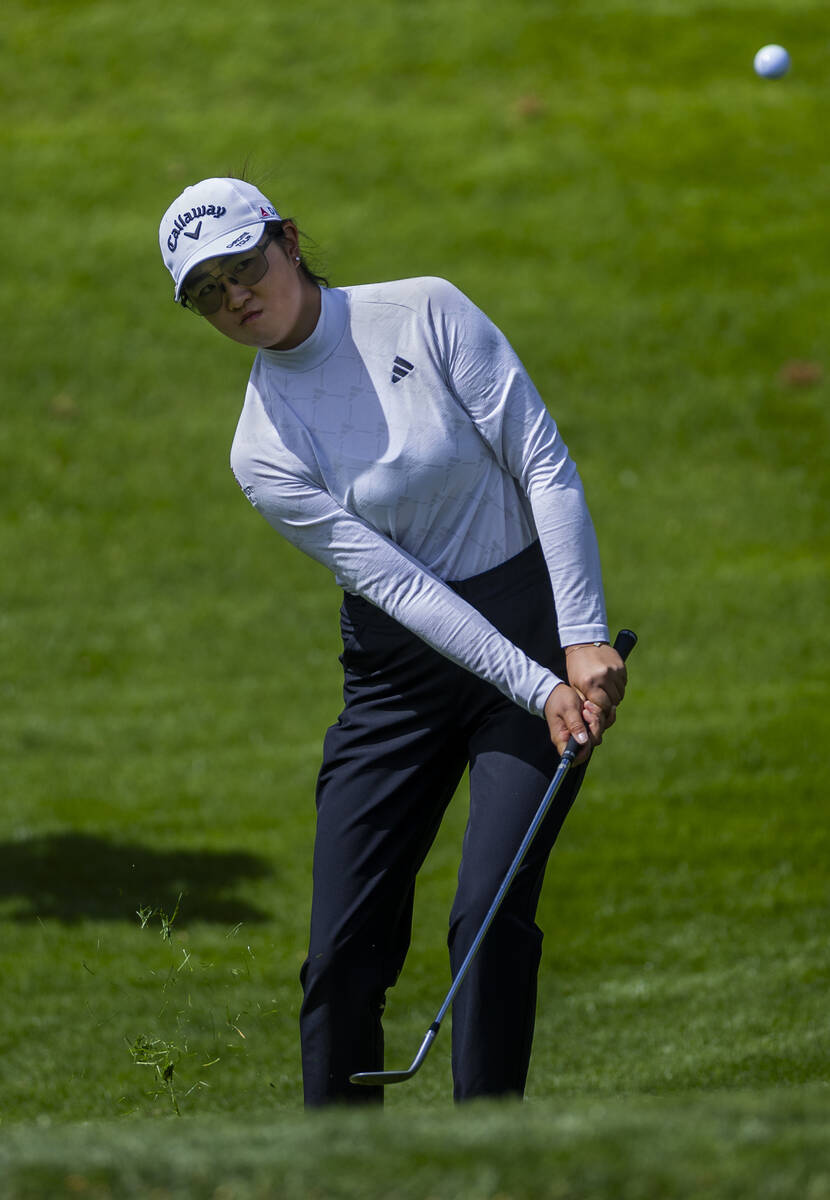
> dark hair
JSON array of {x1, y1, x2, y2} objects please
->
[{"x1": 267, "y1": 219, "x2": 329, "y2": 288}]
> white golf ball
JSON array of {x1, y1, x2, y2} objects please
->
[{"x1": 754, "y1": 44, "x2": 790, "y2": 79}]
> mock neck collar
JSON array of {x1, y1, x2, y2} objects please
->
[{"x1": 258, "y1": 287, "x2": 348, "y2": 373}]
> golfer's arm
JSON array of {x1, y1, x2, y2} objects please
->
[
  {"x1": 235, "y1": 466, "x2": 561, "y2": 717},
  {"x1": 438, "y1": 295, "x2": 609, "y2": 646},
  {"x1": 522, "y1": 463, "x2": 609, "y2": 647}
]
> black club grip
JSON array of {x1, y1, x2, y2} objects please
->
[{"x1": 612, "y1": 628, "x2": 638, "y2": 662}]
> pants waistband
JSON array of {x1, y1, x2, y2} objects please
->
[
  {"x1": 341, "y1": 540, "x2": 549, "y2": 629},
  {"x1": 448, "y1": 539, "x2": 547, "y2": 602}
]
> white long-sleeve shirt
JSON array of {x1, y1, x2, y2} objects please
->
[{"x1": 230, "y1": 277, "x2": 609, "y2": 716}]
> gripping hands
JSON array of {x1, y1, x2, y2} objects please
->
[{"x1": 544, "y1": 631, "x2": 636, "y2": 763}]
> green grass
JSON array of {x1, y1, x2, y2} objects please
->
[
  {"x1": 3, "y1": 0, "x2": 830, "y2": 1194},
  {"x1": 2, "y1": 1091, "x2": 830, "y2": 1198}
]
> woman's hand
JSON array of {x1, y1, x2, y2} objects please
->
[
  {"x1": 544, "y1": 685, "x2": 605, "y2": 764},
  {"x1": 544, "y1": 643, "x2": 627, "y2": 764},
  {"x1": 565, "y1": 642, "x2": 627, "y2": 714}
]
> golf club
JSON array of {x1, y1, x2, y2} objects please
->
[{"x1": 350, "y1": 627, "x2": 638, "y2": 1087}]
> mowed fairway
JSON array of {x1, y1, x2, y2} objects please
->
[{"x1": 3, "y1": 0, "x2": 829, "y2": 1195}]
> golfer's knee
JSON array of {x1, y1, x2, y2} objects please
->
[
  {"x1": 300, "y1": 940, "x2": 391, "y2": 1005},
  {"x1": 447, "y1": 905, "x2": 543, "y2": 961}
]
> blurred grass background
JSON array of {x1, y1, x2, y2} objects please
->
[{"x1": 2, "y1": 0, "x2": 829, "y2": 1194}]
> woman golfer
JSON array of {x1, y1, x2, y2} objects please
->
[{"x1": 159, "y1": 177, "x2": 627, "y2": 1106}]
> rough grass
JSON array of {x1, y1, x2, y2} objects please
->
[{"x1": 2, "y1": 1090, "x2": 830, "y2": 1198}]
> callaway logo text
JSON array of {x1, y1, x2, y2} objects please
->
[{"x1": 167, "y1": 204, "x2": 228, "y2": 253}]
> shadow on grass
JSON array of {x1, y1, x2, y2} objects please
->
[{"x1": 0, "y1": 832, "x2": 272, "y2": 924}]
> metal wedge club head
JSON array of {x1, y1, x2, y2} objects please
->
[{"x1": 350, "y1": 1024, "x2": 439, "y2": 1086}]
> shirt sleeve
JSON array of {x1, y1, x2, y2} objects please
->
[
  {"x1": 231, "y1": 444, "x2": 561, "y2": 716},
  {"x1": 426, "y1": 280, "x2": 610, "y2": 646}
]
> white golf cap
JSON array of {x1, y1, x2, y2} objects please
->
[{"x1": 159, "y1": 177, "x2": 281, "y2": 300}]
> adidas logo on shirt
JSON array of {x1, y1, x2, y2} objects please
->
[{"x1": 391, "y1": 355, "x2": 414, "y2": 384}]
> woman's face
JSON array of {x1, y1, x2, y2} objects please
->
[{"x1": 183, "y1": 224, "x2": 321, "y2": 351}]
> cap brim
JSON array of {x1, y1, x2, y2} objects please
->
[{"x1": 173, "y1": 221, "x2": 267, "y2": 300}]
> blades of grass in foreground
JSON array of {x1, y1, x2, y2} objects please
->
[{"x1": 1, "y1": 1090, "x2": 829, "y2": 1200}]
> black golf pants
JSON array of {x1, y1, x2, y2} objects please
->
[{"x1": 299, "y1": 541, "x2": 587, "y2": 1106}]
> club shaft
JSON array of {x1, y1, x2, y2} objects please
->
[
  {"x1": 432, "y1": 628, "x2": 637, "y2": 1031},
  {"x1": 432, "y1": 755, "x2": 573, "y2": 1029}
]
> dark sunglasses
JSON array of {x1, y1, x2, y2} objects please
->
[{"x1": 181, "y1": 234, "x2": 273, "y2": 315}]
